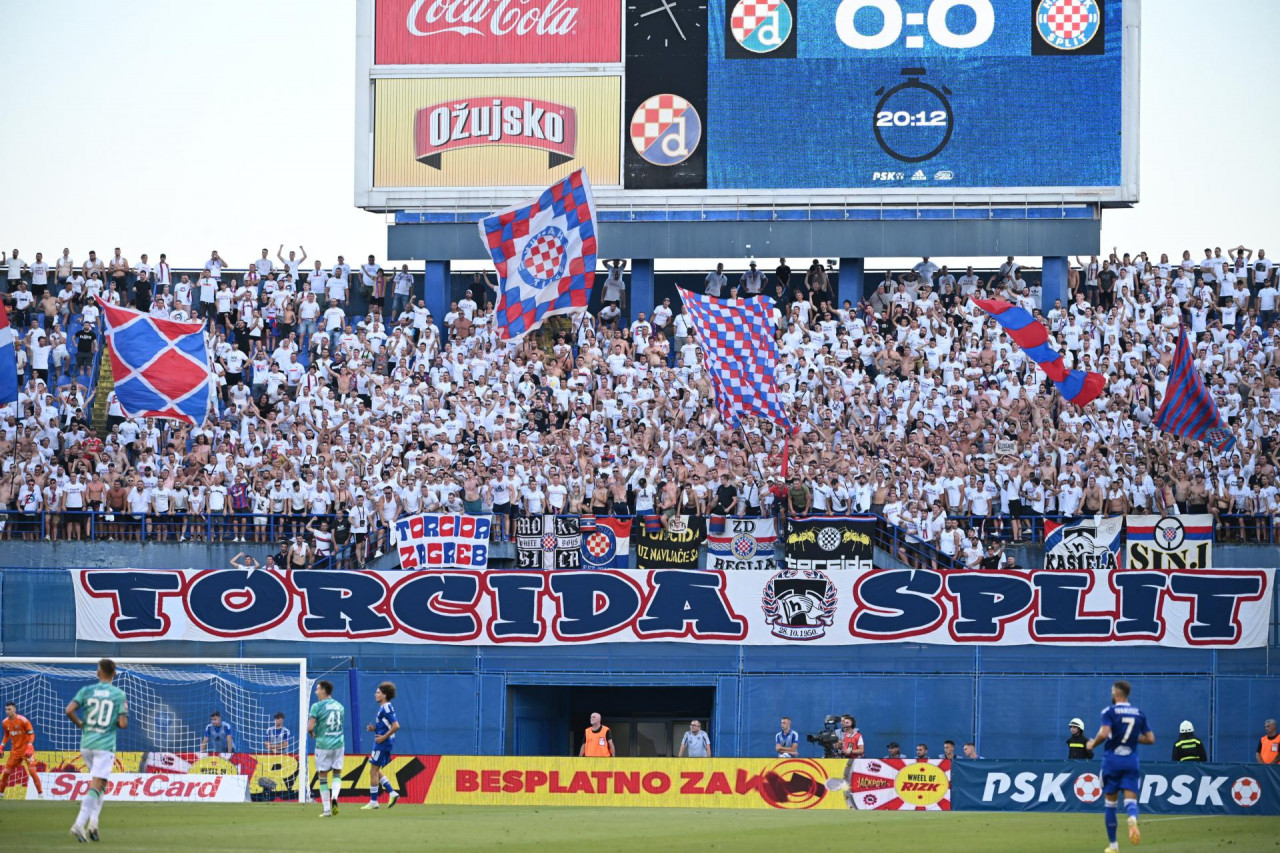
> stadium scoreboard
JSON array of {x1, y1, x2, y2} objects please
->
[{"x1": 355, "y1": 0, "x2": 1139, "y2": 211}]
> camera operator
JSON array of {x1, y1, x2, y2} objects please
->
[{"x1": 840, "y1": 715, "x2": 864, "y2": 759}]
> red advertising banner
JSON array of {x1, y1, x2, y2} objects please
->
[{"x1": 375, "y1": 0, "x2": 622, "y2": 65}]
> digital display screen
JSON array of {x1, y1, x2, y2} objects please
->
[
  {"x1": 702, "y1": 0, "x2": 1124, "y2": 189},
  {"x1": 358, "y1": 0, "x2": 1135, "y2": 208}
]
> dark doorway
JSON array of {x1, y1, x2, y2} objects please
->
[{"x1": 506, "y1": 685, "x2": 715, "y2": 757}]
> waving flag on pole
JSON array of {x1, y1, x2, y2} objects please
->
[
  {"x1": 677, "y1": 287, "x2": 792, "y2": 432},
  {"x1": 971, "y1": 297, "x2": 1106, "y2": 407},
  {"x1": 1154, "y1": 325, "x2": 1235, "y2": 452},
  {"x1": 97, "y1": 298, "x2": 212, "y2": 424},
  {"x1": 0, "y1": 300, "x2": 17, "y2": 407},
  {"x1": 479, "y1": 168, "x2": 598, "y2": 343}
]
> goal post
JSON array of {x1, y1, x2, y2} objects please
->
[{"x1": 0, "y1": 657, "x2": 310, "y2": 803}]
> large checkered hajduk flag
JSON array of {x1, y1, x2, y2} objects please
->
[
  {"x1": 479, "y1": 169, "x2": 598, "y2": 343},
  {"x1": 676, "y1": 287, "x2": 792, "y2": 432},
  {"x1": 97, "y1": 298, "x2": 212, "y2": 424}
]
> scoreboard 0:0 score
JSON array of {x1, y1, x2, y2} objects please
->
[{"x1": 835, "y1": 0, "x2": 996, "y2": 50}]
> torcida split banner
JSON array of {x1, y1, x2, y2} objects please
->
[{"x1": 71, "y1": 568, "x2": 1274, "y2": 648}]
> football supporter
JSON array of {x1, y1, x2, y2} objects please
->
[{"x1": 0, "y1": 245, "x2": 1275, "y2": 565}]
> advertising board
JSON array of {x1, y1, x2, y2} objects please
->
[{"x1": 355, "y1": 0, "x2": 1140, "y2": 209}]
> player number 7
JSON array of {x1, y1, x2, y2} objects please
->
[{"x1": 1120, "y1": 717, "x2": 1135, "y2": 743}]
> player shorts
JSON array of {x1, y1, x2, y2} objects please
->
[
  {"x1": 5, "y1": 747, "x2": 32, "y2": 768},
  {"x1": 1101, "y1": 767, "x2": 1141, "y2": 796},
  {"x1": 315, "y1": 747, "x2": 345, "y2": 773},
  {"x1": 81, "y1": 749, "x2": 116, "y2": 779},
  {"x1": 369, "y1": 748, "x2": 393, "y2": 768}
]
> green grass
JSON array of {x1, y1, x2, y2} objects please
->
[{"x1": 2, "y1": 803, "x2": 1279, "y2": 852}]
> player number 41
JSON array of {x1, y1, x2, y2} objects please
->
[{"x1": 836, "y1": 0, "x2": 996, "y2": 50}]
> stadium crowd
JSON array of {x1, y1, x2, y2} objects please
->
[{"x1": 1, "y1": 244, "x2": 1278, "y2": 566}]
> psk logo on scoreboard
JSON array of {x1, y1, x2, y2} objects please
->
[
  {"x1": 730, "y1": 0, "x2": 793, "y2": 54},
  {"x1": 517, "y1": 225, "x2": 569, "y2": 289},
  {"x1": 1036, "y1": 0, "x2": 1101, "y2": 51},
  {"x1": 630, "y1": 94, "x2": 702, "y2": 167}
]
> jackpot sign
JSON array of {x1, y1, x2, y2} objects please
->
[{"x1": 72, "y1": 567, "x2": 1272, "y2": 648}]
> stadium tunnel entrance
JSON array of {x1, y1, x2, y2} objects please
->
[{"x1": 506, "y1": 685, "x2": 716, "y2": 757}]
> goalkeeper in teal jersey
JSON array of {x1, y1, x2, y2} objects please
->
[
  {"x1": 309, "y1": 680, "x2": 346, "y2": 817},
  {"x1": 64, "y1": 658, "x2": 129, "y2": 844}
]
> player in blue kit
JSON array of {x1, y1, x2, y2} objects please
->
[
  {"x1": 1085, "y1": 680, "x2": 1155, "y2": 851},
  {"x1": 361, "y1": 681, "x2": 400, "y2": 810}
]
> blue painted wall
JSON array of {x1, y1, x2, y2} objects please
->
[{"x1": 3, "y1": 568, "x2": 1278, "y2": 762}]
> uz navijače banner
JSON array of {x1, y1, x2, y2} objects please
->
[{"x1": 72, "y1": 567, "x2": 1274, "y2": 648}]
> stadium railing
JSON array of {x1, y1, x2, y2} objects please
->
[
  {"x1": 5, "y1": 508, "x2": 1277, "y2": 549},
  {"x1": 944, "y1": 513, "x2": 1279, "y2": 545}
]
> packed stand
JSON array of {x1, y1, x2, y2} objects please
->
[{"x1": 1, "y1": 244, "x2": 1278, "y2": 566}]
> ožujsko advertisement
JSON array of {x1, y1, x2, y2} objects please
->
[{"x1": 373, "y1": 77, "x2": 621, "y2": 188}]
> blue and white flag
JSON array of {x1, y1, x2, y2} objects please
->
[{"x1": 479, "y1": 168, "x2": 598, "y2": 343}]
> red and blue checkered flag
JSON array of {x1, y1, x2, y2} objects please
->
[
  {"x1": 479, "y1": 168, "x2": 598, "y2": 343},
  {"x1": 97, "y1": 298, "x2": 212, "y2": 424},
  {"x1": 1154, "y1": 325, "x2": 1235, "y2": 452},
  {"x1": 676, "y1": 287, "x2": 792, "y2": 432},
  {"x1": 972, "y1": 297, "x2": 1106, "y2": 407}
]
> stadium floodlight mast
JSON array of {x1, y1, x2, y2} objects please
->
[{"x1": 0, "y1": 657, "x2": 310, "y2": 803}]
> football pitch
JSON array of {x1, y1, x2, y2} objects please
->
[{"x1": 2, "y1": 803, "x2": 1279, "y2": 852}]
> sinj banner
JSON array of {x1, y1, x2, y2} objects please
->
[
  {"x1": 1126, "y1": 514, "x2": 1214, "y2": 569},
  {"x1": 72, "y1": 567, "x2": 1273, "y2": 648},
  {"x1": 1043, "y1": 516, "x2": 1124, "y2": 570}
]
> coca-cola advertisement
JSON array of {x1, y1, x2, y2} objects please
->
[{"x1": 375, "y1": 0, "x2": 622, "y2": 65}]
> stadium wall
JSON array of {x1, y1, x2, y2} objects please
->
[{"x1": 2, "y1": 568, "x2": 1278, "y2": 763}]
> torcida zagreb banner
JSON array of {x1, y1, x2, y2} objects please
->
[{"x1": 71, "y1": 568, "x2": 1274, "y2": 648}]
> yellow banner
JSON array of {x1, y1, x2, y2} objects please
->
[
  {"x1": 426, "y1": 756, "x2": 856, "y2": 809},
  {"x1": 373, "y1": 77, "x2": 621, "y2": 188}
]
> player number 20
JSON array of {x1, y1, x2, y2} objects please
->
[
  {"x1": 84, "y1": 697, "x2": 115, "y2": 728},
  {"x1": 876, "y1": 110, "x2": 948, "y2": 127}
]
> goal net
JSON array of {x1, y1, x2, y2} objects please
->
[{"x1": 0, "y1": 657, "x2": 309, "y2": 802}]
